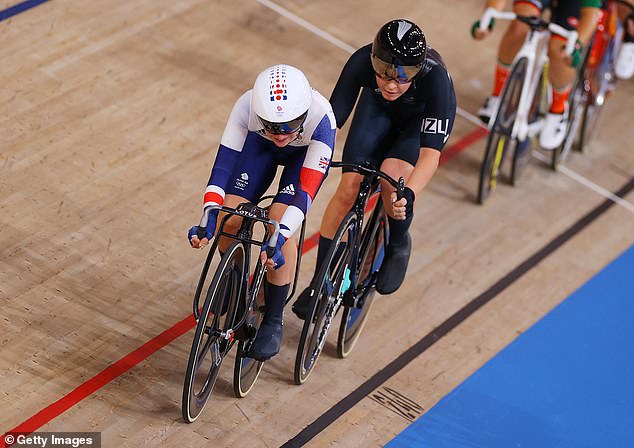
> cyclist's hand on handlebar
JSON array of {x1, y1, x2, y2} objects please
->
[
  {"x1": 188, "y1": 212, "x2": 218, "y2": 249},
  {"x1": 390, "y1": 187, "x2": 416, "y2": 220},
  {"x1": 260, "y1": 233, "x2": 287, "y2": 270},
  {"x1": 471, "y1": 19, "x2": 495, "y2": 40}
]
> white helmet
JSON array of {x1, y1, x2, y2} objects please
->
[{"x1": 251, "y1": 64, "x2": 312, "y2": 134}]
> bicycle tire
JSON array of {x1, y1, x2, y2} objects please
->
[
  {"x1": 478, "y1": 57, "x2": 528, "y2": 204},
  {"x1": 511, "y1": 65, "x2": 546, "y2": 185},
  {"x1": 233, "y1": 289, "x2": 265, "y2": 398},
  {"x1": 294, "y1": 211, "x2": 357, "y2": 385},
  {"x1": 337, "y1": 202, "x2": 386, "y2": 358},
  {"x1": 182, "y1": 241, "x2": 245, "y2": 423},
  {"x1": 577, "y1": 31, "x2": 616, "y2": 153},
  {"x1": 552, "y1": 46, "x2": 592, "y2": 169}
]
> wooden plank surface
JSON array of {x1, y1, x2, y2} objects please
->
[{"x1": 1, "y1": 0, "x2": 633, "y2": 446}]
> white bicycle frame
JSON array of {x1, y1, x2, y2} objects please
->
[{"x1": 480, "y1": 7, "x2": 578, "y2": 141}]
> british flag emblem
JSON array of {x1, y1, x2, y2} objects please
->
[{"x1": 319, "y1": 156, "x2": 330, "y2": 170}]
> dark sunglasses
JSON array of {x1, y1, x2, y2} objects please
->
[
  {"x1": 259, "y1": 111, "x2": 307, "y2": 135},
  {"x1": 371, "y1": 55, "x2": 422, "y2": 84}
]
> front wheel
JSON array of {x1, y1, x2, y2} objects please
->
[
  {"x1": 478, "y1": 57, "x2": 528, "y2": 204},
  {"x1": 294, "y1": 211, "x2": 356, "y2": 385},
  {"x1": 337, "y1": 204, "x2": 386, "y2": 358},
  {"x1": 552, "y1": 58, "x2": 587, "y2": 170},
  {"x1": 182, "y1": 241, "x2": 245, "y2": 423},
  {"x1": 233, "y1": 288, "x2": 265, "y2": 398}
]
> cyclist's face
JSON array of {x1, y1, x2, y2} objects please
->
[
  {"x1": 375, "y1": 75, "x2": 412, "y2": 101},
  {"x1": 265, "y1": 130, "x2": 299, "y2": 147}
]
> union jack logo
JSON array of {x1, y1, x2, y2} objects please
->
[{"x1": 318, "y1": 156, "x2": 330, "y2": 170}]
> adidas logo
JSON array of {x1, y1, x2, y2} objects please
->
[{"x1": 280, "y1": 184, "x2": 295, "y2": 195}]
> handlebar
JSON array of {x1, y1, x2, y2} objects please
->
[
  {"x1": 197, "y1": 204, "x2": 281, "y2": 253},
  {"x1": 330, "y1": 161, "x2": 406, "y2": 199},
  {"x1": 331, "y1": 161, "x2": 405, "y2": 198},
  {"x1": 479, "y1": 7, "x2": 579, "y2": 54}
]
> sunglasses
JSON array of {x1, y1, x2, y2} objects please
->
[
  {"x1": 371, "y1": 55, "x2": 422, "y2": 84},
  {"x1": 259, "y1": 111, "x2": 307, "y2": 135}
]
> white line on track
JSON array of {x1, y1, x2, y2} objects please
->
[
  {"x1": 532, "y1": 151, "x2": 634, "y2": 213},
  {"x1": 257, "y1": 0, "x2": 633, "y2": 212}
]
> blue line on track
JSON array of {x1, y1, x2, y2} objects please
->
[{"x1": 1, "y1": 0, "x2": 50, "y2": 22}]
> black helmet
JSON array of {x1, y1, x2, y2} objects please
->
[{"x1": 371, "y1": 19, "x2": 427, "y2": 83}]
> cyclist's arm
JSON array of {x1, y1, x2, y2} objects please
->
[
  {"x1": 407, "y1": 148, "x2": 441, "y2": 194},
  {"x1": 330, "y1": 45, "x2": 375, "y2": 129},
  {"x1": 408, "y1": 68, "x2": 456, "y2": 196},
  {"x1": 202, "y1": 92, "x2": 250, "y2": 209},
  {"x1": 278, "y1": 115, "x2": 335, "y2": 240}
]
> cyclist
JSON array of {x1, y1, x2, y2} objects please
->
[
  {"x1": 188, "y1": 64, "x2": 336, "y2": 361},
  {"x1": 472, "y1": 0, "x2": 602, "y2": 149},
  {"x1": 292, "y1": 19, "x2": 457, "y2": 320},
  {"x1": 615, "y1": 0, "x2": 634, "y2": 79}
]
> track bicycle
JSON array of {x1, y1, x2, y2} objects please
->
[
  {"x1": 476, "y1": 7, "x2": 578, "y2": 203},
  {"x1": 182, "y1": 197, "x2": 305, "y2": 422},
  {"x1": 294, "y1": 161, "x2": 404, "y2": 385},
  {"x1": 573, "y1": 0, "x2": 633, "y2": 154}
]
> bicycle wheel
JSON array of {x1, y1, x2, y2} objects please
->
[
  {"x1": 578, "y1": 32, "x2": 615, "y2": 153},
  {"x1": 552, "y1": 48, "x2": 591, "y2": 169},
  {"x1": 182, "y1": 241, "x2": 245, "y2": 423},
  {"x1": 478, "y1": 57, "x2": 527, "y2": 204},
  {"x1": 294, "y1": 211, "x2": 356, "y2": 385},
  {"x1": 233, "y1": 284, "x2": 265, "y2": 398},
  {"x1": 337, "y1": 203, "x2": 386, "y2": 358},
  {"x1": 511, "y1": 65, "x2": 546, "y2": 185}
]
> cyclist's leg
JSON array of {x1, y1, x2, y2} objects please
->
[
  {"x1": 541, "y1": 1, "x2": 601, "y2": 149},
  {"x1": 251, "y1": 146, "x2": 309, "y2": 359},
  {"x1": 249, "y1": 202, "x2": 293, "y2": 361},
  {"x1": 480, "y1": 1, "x2": 543, "y2": 122},
  {"x1": 375, "y1": 120, "x2": 419, "y2": 295},
  {"x1": 616, "y1": 1, "x2": 634, "y2": 79},
  {"x1": 293, "y1": 88, "x2": 392, "y2": 317}
]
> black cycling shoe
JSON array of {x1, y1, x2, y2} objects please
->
[
  {"x1": 292, "y1": 287, "x2": 314, "y2": 320},
  {"x1": 376, "y1": 232, "x2": 412, "y2": 295},
  {"x1": 249, "y1": 320, "x2": 283, "y2": 361}
]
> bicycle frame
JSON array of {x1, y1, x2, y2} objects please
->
[
  {"x1": 480, "y1": 8, "x2": 579, "y2": 141},
  {"x1": 329, "y1": 161, "x2": 403, "y2": 307}
]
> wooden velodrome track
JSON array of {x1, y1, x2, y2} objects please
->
[{"x1": 2, "y1": 0, "x2": 633, "y2": 446}]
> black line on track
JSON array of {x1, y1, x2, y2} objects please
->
[
  {"x1": 282, "y1": 176, "x2": 634, "y2": 448},
  {"x1": 0, "y1": 0, "x2": 50, "y2": 22}
]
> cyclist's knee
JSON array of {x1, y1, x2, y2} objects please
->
[
  {"x1": 334, "y1": 173, "x2": 362, "y2": 208},
  {"x1": 546, "y1": 38, "x2": 569, "y2": 63},
  {"x1": 380, "y1": 158, "x2": 413, "y2": 183}
]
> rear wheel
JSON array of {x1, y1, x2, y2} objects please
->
[
  {"x1": 337, "y1": 204, "x2": 386, "y2": 358},
  {"x1": 182, "y1": 242, "x2": 244, "y2": 423},
  {"x1": 294, "y1": 212, "x2": 356, "y2": 385},
  {"x1": 577, "y1": 32, "x2": 615, "y2": 153},
  {"x1": 552, "y1": 46, "x2": 592, "y2": 169},
  {"x1": 478, "y1": 57, "x2": 527, "y2": 204}
]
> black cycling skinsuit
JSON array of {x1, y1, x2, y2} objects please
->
[{"x1": 329, "y1": 43, "x2": 457, "y2": 171}]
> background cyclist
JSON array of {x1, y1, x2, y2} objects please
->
[
  {"x1": 615, "y1": 0, "x2": 634, "y2": 79},
  {"x1": 472, "y1": 0, "x2": 601, "y2": 150},
  {"x1": 293, "y1": 19, "x2": 457, "y2": 320},
  {"x1": 188, "y1": 64, "x2": 336, "y2": 361}
]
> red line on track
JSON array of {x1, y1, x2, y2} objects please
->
[{"x1": 2, "y1": 126, "x2": 486, "y2": 442}]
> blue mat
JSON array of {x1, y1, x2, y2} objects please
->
[{"x1": 387, "y1": 244, "x2": 634, "y2": 448}]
